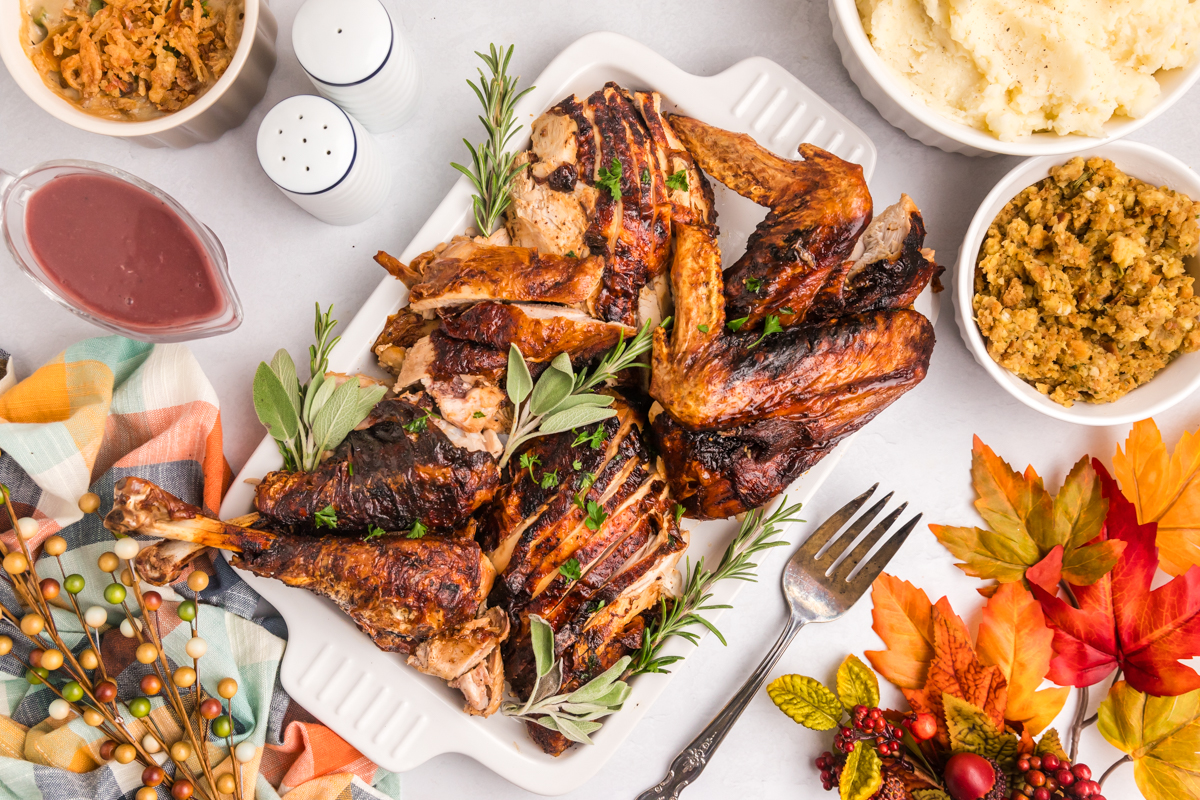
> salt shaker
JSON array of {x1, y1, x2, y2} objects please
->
[
  {"x1": 291, "y1": 0, "x2": 420, "y2": 134},
  {"x1": 256, "y1": 95, "x2": 391, "y2": 226}
]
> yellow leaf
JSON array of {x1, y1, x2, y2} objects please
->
[
  {"x1": 840, "y1": 742, "x2": 883, "y2": 800},
  {"x1": 1114, "y1": 419, "x2": 1200, "y2": 576},
  {"x1": 837, "y1": 654, "x2": 880, "y2": 710},
  {"x1": 865, "y1": 573, "x2": 936, "y2": 689},
  {"x1": 767, "y1": 674, "x2": 843, "y2": 730},
  {"x1": 976, "y1": 582, "x2": 1069, "y2": 735},
  {"x1": 1097, "y1": 681, "x2": 1200, "y2": 800}
]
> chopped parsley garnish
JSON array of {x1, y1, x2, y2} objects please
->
[
  {"x1": 572, "y1": 459, "x2": 583, "y2": 470},
  {"x1": 363, "y1": 524, "x2": 386, "y2": 542},
  {"x1": 727, "y1": 316, "x2": 750, "y2": 332},
  {"x1": 406, "y1": 520, "x2": 427, "y2": 539},
  {"x1": 582, "y1": 500, "x2": 607, "y2": 532},
  {"x1": 572, "y1": 426, "x2": 607, "y2": 450},
  {"x1": 559, "y1": 558, "x2": 583, "y2": 581},
  {"x1": 314, "y1": 505, "x2": 338, "y2": 529},
  {"x1": 666, "y1": 169, "x2": 689, "y2": 192},
  {"x1": 749, "y1": 315, "x2": 784, "y2": 349},
  {"x1": 347, "y1": 461, "x2": 354, "y2": 477},
  {"x1": 697, "y1": 324, "x2": 710, "y2": 333},
  {"x1": 744, "y1": 276, "x2": 763, "y2": 293},
  {"x1": 472, "y1": 411, "x2": 486, "y2": 419},
  {"x1": 403, "y1": 410, "x2": 436, "y2": 433},
  {"x1": 780, "y1": 306, "x2": 796, "y2": 315},
  {"x1": 566, "y1": 250, "x2": 577, "y2": 258},
  {"x1": 520, "y1": 452, "x2": 542, "y2": 481},
  {"x1": 640, "y1": 168, "x2": 650, "y2": 185},
  {"x1": 540, "y1": 469, "x2": 560, "y2": 490},
  {"x1": 596, "y1": 158, "x2": 623, "y2": 200},
  {"x1": 573, "y1": 472, "x2": 598, "y2": 509}
]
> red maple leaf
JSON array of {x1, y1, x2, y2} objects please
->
[{"x1": 1031, "y1": 459, "x2": 1200, "y2": 697}]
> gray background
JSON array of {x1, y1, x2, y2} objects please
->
[{"x1": 4, "y1": 1, "x2": 1195, "y2": 797}]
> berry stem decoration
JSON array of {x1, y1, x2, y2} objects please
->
[{"x1": 0, "y1": 480, "x2": 253, "y2": 800}]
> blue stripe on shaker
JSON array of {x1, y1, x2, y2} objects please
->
[
  {"x1": 299, "y1": 6, "x2": 395, "y2": 88},
  {"x1": 287, "y1": 106, "x2": 359, "y2": 196}
]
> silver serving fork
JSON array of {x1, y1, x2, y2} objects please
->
[{"x1": 637, "y1": 485, "x2": 921, "y2": 800}]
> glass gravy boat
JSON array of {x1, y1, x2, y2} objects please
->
[{"x1": 0, "y1": 160, "x2": 242, "y2": 343}]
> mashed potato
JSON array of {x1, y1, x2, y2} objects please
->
[{"x1": 857, "y1": 0, "x2": 1200, "y2": 140}]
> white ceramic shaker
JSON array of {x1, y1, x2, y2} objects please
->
[
  {"x1": 256, "y1": 95, "x2": 391, "y2": 226},
  {"x1": 291, "y1": 0, "x2": 420, "y2": 134}
]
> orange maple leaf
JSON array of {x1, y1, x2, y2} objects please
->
[
  {"x1": 1113, "y1": 419, "x2": 1200, "y2": 576},
  {"x1": 976, "y1": 582, "x2": 1069, "y2": 735}
]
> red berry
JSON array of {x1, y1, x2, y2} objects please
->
[
  {"x1": 1026, "y1": 770, "x2": 1046, "y2": 787},
  {"x1": 944, "y1": 752, "x2": 997, "y2": 800},
  {"x1": 854, "y1": 704, "x2": 867, "y2": 717},
  {"x1": 1072, "y1": 764, "x2": 1092, "y2": 781},
  {"x1": 1033, "y1": 789, "x2": 1050, "y2": 800},
  {"x1": 1075, "y1": 781, "x2": 1095, "y2": 798},
  {"x1": 1042, "y1": 754, "x2": 1060, "y2": 771},
  {"x1": 98, "y1": 740, "x2": 116, "y2": 760},
  {"x1": 1017, "y1": 758, "x2": 1031, "y2": 772},
  {"x1": 911, "y1": 712, "x2": 938, "y2": 741},
  {"x1": 820, "y1": 770, "x2": 831, "y2": 782},
  {"x1": 1093, "y1": 796, "x2": 1106, "y2": 800},
  {"x1": 844, "y1": 741, "x2": 855, "y2": 752},
  {"x1": 1022, "y1": 787, "x2": 1035, "y2": 798},
  {"x1": 1056, "y1": 769, "x2": 1074, "y2": 787},
  {"x1": 1029, "y1": 757, "x2": 1042, "y2": 770},
  {"x1": 199, "y1": 697, "x2": 223, "y2": 720}
]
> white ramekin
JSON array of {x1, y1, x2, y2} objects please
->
[
  {"x1": 829, "y1": 0, "x2": 1200, "y2": 158},
  {"x1": 0, "y1": 0, "x2": 278, "y2": 148},
  {"x1": 955, "y1": 140, "x2": 1200, "y2": 426}
]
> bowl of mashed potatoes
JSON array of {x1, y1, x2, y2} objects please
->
[
  {"x1": 830, "y1": 0, "x2": 1200, "y2": 156},
  {"x1": 955, "y1": 140, "x2": 1200, "y2": 426}
]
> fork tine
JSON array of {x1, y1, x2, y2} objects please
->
[
  {"x1": 815, "y1": 492, "x2": 893, "y2": 566},
  {"x1": 795, "y1": 483, "x2": 878, "y2": 560},
  {"x1": 830, "y1": 502, "x2": 908, "y2": 584},
  {"x1": 846, "y1": 513, "x2": 922, "y2": 595}
]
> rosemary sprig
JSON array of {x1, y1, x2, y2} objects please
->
[
  {"x1": 497, "y1": 317, "x2": 670, "y2": 469},
  {"x1": 451, "y1": 44, "x2": 536, "y2": 236},
  {"x1": 627, "y1": 497, "x2": 804, "y2": 676},
  {"x1": 501, "y1": 616, "x2": 631, "y2": 745}
]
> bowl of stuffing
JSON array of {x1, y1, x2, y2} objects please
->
[
  {"x1": 1, "y1": 0, "x2": 277, "y2": 148},
  {"x1": 956, "y1": 140, "x2": 1200, "y2": 425},
  {"x1": 829, "y1": 0, "x2": 1200, "y2": 157}
]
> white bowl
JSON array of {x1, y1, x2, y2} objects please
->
[
  {"x1": 829, "y1": 0, "x2": 1200, "y2": 158},
  {"x1": 955, "y1": 140, "x2": 1200, "y2": 426},
  {"x1": 0, "y1": 0, "x2": 278, "y2": 148}
]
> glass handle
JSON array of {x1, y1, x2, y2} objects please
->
[{"x1": 0, "y1": 167, "x2": 17, "y2": 200}]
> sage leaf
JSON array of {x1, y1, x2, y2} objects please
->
[
  {"x1": 545, "y1": 394, "x2": 614, "y2": 413},
  {"x1": 310, "y1": 378, "x2": 362, "y2": 460},
  {"x1": 253, "y1": 363, "x2": 300, "y2": 443},
  {"x1": 567, "y1": 656, "x2": 631, "y2": 703},
  {"x1": 507, "y1": 344, "x2": 533, "y2": 405},
  {"x1": 539, "y1": 405, "x2": 617, "y2": 436},
  {"x1": 547, "y1": 714, "x2": 601, "y2": 745},
  {"x1": 529, "y1": 360, "x2": 574, "y2": 416},
  {"x1": 355, "y1": 384, "x2": 387, "y2": 421},
  {"x1": 529, "y1": 615, "x2": 554, "y2": 678},
  {"x1": 305, "y1": 374, "x2": 336, "y2": 424},
  {"x1": 269, "y1": 349, "x2": 302, "y2": 415}
]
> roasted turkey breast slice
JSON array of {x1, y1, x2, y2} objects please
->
[
  {"x1": 406, "y1": 242, "x2": 606, "y2": 313},
  {"x1": 439, "y1": 301, "x2": 635, "y2": 364},
  {"x1": 668, "y1": 114, "x2": 872, "y2": 330}
]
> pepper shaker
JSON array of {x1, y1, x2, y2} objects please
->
[
  {"x1": 291, "y1": 0, "x2": 420, "y2": 133},
  {"x1": 256, "y1": 95, "x2": 391, "y2": 226}
]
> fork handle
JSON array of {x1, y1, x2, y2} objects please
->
[{"x1": 635, "y1": 616, "x2": 805, "y2": 800}]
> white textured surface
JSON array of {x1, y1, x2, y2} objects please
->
[
  {"x1": 3, "y1": 1, "x2": 1198, "y2": 798},
  {"x1": 293, "y1": 0, "x2": 393, "y2": 85},
  {"x1": 257, "y1": 95, "x2": 356, "y2": 193}
]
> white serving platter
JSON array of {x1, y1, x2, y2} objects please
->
[{"x1": 221, "y1": 31, "x2": 934, "y2": 796}]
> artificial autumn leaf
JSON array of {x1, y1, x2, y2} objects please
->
[
  {"x1": 1025, "y1": 545, "x2": 1063, "y2": 593},
  {"x1": 865, "y1": 573, "x2": 942, "y2": 690},
  {"x1": 766, "y1": 674, "x2": 843, "y2": 730},
  {"x1": 1034, "y1": 729, "x2": 1067, "y2": 760},
  {"x1": 943, "y1": 693, "x2": 1018, "y2": 765},
  {"x1": 1097, "y1": 681, "x2": 1200, "y2": 799},
  {"x1": 840, "y1": 743, "x2": 883, "y2": 800},
  {"x1": 904, "y1": 606, "x2": 1008, "y2": 747},
  {"x1": 930, "y1": 438, "x2": 1122, "y2": 586},
  {"x1": 837, "y1": 654, "x2": 879, "y2": 710},
  {"x1": 1114, "y1": 419, "x2": 1200, "y2": 577},
  {"x1": 1031, "y1": 460, "x2": 1200, "y2": 697},
  {"x1": 975, "y1": 581, "x2": 1069, "y2": 735}
]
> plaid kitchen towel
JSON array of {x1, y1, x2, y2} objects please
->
[{"x1": 0, "y1": 336, "x2": 400, "y2": 800}]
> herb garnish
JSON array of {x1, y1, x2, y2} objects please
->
[
  {"x1": 583, "y1": 501, "x2": 607, "y2": 532},
  {"x1": 566, "y1": 250, "x2": 577, "y2": 258},
  {"x1": 596, "y1": 158, "x2": 623, "y2": 200},
  {"x1": 315, "y1": 505, "x2": 338, "y2": 529},
  {"x1": 749, "y1": 315, "x2": 784, "y2": 349},
  {"x1": 559, "y1": 558, "x2": 583, "y2": 581},
  {"x1": 697, "y1": 324, "x2": 710, "y2": 334},
  {"x1": 781, "y1": 306, "x2": 796, "y2": 315},
  {"x1": 363, "y1": 524, "x2": 386, "y2": 542},
  {"x1": 253, "y1": 304, "x2": 387, "y2": 472},
  {"x1": 450, "y1": 44, "x2": 536, "y2": 235},
  {"x1": 572, "y1": 426, "x2": 606, "y2": 450},
  {"x1": 520, "y1": 452, "x2": 542, "y2": 481},
  {"x1": 472, "y1": 411, "x2": 486, "y2": 419},
  {"x1": 403, "y1": 410, "x2": 435, "y2": 433},
  {"x1": 501, "y1": 616, "x2": 632, "y2": 745},
  {"x1": 673, "y1": 504, "x2": 685, "y2": 525},
  {"x1": 666, "y1": 170, "x2": 689, "y2": 192},
  {"x1": 640, "y1": 168, "x2": 650, "y2": 184},
  {"x1": 572, "y1": 459, "x2": 583, "y2": 471},
  {"x1": 406, "y1": 520, "x2": 428, "y2": 539},
  {"x1": 726, "y1": 316, "x2": 750, "y2": 332},
  {"x1": 628, "y1": 498, "x2": 802, "y2": 675},
  {"x1": 498, "y1": 317, "x2": 668, "y2": 469},
  {"x1": 744, "y1": 276, "x2": 763, "y2": 293},
  {"x1": 540, "y1": 470, "x2": 560, "y2": 490}
]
